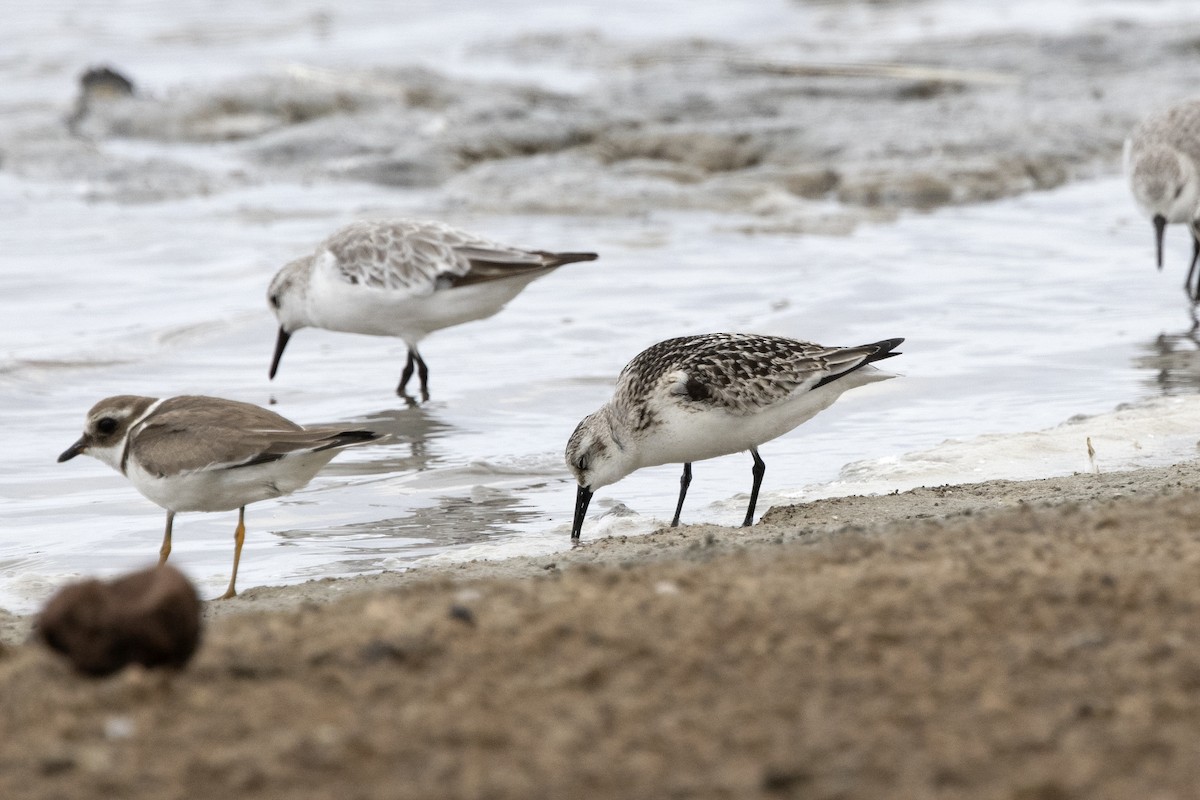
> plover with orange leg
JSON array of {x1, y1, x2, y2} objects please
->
[
  {"x1": 1125, "y1": 99, "x2": 1200, "y2": 299},
  {"x1": 566, "y1": 334, "x2": 903, "y2": 539},
  {"x1": 57, "y1": 395, "x2": 379, "y2": 599},
  {"x1": 267, "y1": 219, "x2": 598, "y2": 400}
]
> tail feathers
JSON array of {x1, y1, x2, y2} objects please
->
[
  {"x1": 315, "y1": 429, "x2": 381, "y2": 452},
  {"x1": 453, "y1": 251, "x2": 596, "y2": 287},
  {"x1": 813, "y1": 338, "x2": 904, "y2": 389},
  {"x1": 862, "y1": 337, "x2": 904, "y2": 364},
  {"x1": 330, "y1": 429, "x2": 380, "y2": 445},
  {"x1": 538, "y1": 251, "x2": 599, "y2": 268}
]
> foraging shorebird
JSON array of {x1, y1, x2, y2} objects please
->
[
  {"x1": 1125, "y1": 99, "x2": 1200, "y2": 299},
  {"x1": 57, "y1": 394, "x2": 379, "y2": 599},
  {"x1": 566, "y1": 334, "x2": 903, "y2": 539},
  {"x1": 267, "y1": 219, "x2": 598, "y2": 399}
]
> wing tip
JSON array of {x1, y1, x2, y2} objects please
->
[
  {"x1": 336, "y1": 429, "x2": 382, "y2": 445},
  {"x1": 866, "y1": 337, "x2": 905, "y2": 362},
  {"x1": 542, "y1": 251, "x2": 599, "y2": 267}
]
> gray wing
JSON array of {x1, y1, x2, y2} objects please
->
[
  {"x1": 128, "y1": 396, "x2": 373, "y2": 477},
  {"x1": 322, "y1": 219, "x2": 579, "y2": 294},
  {"x1": 1131, "y1": 100, "x2": 1200, "y2": 163}
]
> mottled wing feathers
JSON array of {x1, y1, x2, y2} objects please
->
[
  {"x1": 128, "y1": 396, "x2": 376, "y2": 477},
  {"x1": 319, "y1": 220, "x2": 596, "y2": 292},
  {"x1": 617, "y1": 334, "x2": 902, "y2": 424}
]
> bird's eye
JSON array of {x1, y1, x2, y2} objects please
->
[
  {"x1": 96, "y1": 417, "x2": 118, "y2": 435},
  {"x1": 269, "y1": 293, "x2": 280, "y2": 309},
  {"x1": 1176, "y1": 185, "x2": 1185, "y2": 200},
  {"x1": 576, "y1": 454, "x2": 590, "y2": 472}
]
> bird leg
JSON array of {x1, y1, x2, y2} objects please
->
[
  {"x1": 397, "y1": 350, "x2": 416, "y2": 396},
  {"x1": 742, "y1": 449, "x2": 766, "y2": 527},
  {"x1": 397, "y1": 349, "x2": 431, "y2": 401},
  {"x1": 217, "y1": 507, "x2": 246, "y2": 600},
  {"x1": 415, "y1": 351, "x2": 430, "y2": 401},
  {"x1": 1188, "y1": 236, "x2": 1200, "y2": 302},
  {"x1": 158, "y1": 511, "x2": 175, "y2": 565},
  {"x1": 671, "y1": 462, "x2": 692, "y2": 527}
]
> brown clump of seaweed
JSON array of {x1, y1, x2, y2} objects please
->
[{"x1": 37, "y1": 565, "x2": 201, "y2": 677}]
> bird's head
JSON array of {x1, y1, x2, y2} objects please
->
[
  {"x1": 58, "y1": 395, "x2": 158, "y2": 472},
  {"x1": 1129, "y1": 147, "x2": 1199, "y2": 269},
  {"x1": 267, "y1": 257, "x2": 313, "y2": 379},
  {"x1": 565, "y1": 408, "x2": 636, "y2": 538}
]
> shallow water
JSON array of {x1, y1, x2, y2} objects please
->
[
  {"x1": 4, "y1": 172, "x2": 1200, "y2": 610},
  {"x1": 6, "y1": 1, "x2": 1200, "y2": 611}
]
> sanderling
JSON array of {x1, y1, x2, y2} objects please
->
[
  {"x1": 57, "y1": 394, "x2": 379, "y2": 599},
  {"x1": 1125, "y1": 99, "x2": 1200, "y2": 298},
  {"x1": 66, "y1": 64, "x2": 136, "y2": 135},
  {"x1": 565, "y1": 334, "x2": 903, "y2": 539},
  {"x1": 267, "y1": 219, "x2": 598, "y2": 399}
]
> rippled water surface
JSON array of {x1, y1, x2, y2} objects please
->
[
  {"x1": 4, "y1": 173, "x2": 1199, "y2": 609},
  {"x1": 5, "y1": 1, "x2": 1200, "y2": 610}
]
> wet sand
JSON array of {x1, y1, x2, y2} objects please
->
[
  {"x1": 10, "y1": 18, "x2": 1200, "y2": 227},
  {"x1": 5, "y1": 460, "x2": 1200, "y2": 798}
]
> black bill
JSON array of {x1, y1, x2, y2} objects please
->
[
  {"x1": 268, "y1": 327, "x2": 292, "y2": 380},
  {"x1": 571, "y1": 484, "x2": 593, "y2": 540},
  {"x1": 1154, "y1": 214, "x2": 1167, "y2": 271},
  {"x1": 57, "y1": 438, "x2": 86, "y2": 463}
]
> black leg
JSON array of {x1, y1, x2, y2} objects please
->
[
  {"x1": 397, "y1": 350, "x2": 416, "y2": 396},
  {"x1": 414, "y1": 351, "x2": 430, "y2": 401},
  {"x1": 1189, "y1": 236, "x2": 1200, "y2": 302},
  {"x1": 742, "y1": 448, "x2": 766, "y2": 527},
  {"x1": 671, "y1": 462, "x2": 692, "y2": 527}
]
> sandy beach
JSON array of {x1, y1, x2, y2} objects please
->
[{"x1": 5, "y1": 460, "x2": 1200, "y2": 798}]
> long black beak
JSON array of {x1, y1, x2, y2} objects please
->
[
  {"x1": 571, "y1": 485, "x2": 593, "y2": 540},
  {"x1": 1154, "y1": 214, "x2": 1167, "y2": 271},
  {"x1": 268, "y1": 327, "x2": 291, "y2": 380},
  {"x1": 57, "y1": 438, "x2": 86, "y2": 462}
]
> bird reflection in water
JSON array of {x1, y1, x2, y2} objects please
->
[
  {"x1": 1135, "y1": 306, "x2": 1200, "y2": 395},
  {"x1": 317, "y1": 404, "x2": 454, "y2": 478},
  {"x1": 273, "y1": 487, "x2": 541, "y2": 555}
]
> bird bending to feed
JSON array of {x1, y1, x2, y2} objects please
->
[
  {"x1": 1124, "y1": 99, "x2": 1200, "y2": 299},
  {"x1": 267, "y1": 219, "x2": 598, "y2": 399},
  {"x1": 566, "y1": 333, "x2": 903, "y2": 540},
  {"x1": 57, "y1": 395, "x2": 379, "y2": 599}
]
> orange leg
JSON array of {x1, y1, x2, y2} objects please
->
[
  {"x1": 158, "y1": 511, "x2": 175, "y2": 565},
  {"x1": 217, "y1": 507, "x2": 246, "y2": 600}
]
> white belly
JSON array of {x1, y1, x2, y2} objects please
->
[
  {"x1": 309, "y1": 270, "x2": 547, "y2": 344},
  {"x1": 634, "y1": 372, "x2": 889, "y2": 469},
  {"x1": 126, "y1": 451, "x2": 340, "y2": 513}
]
